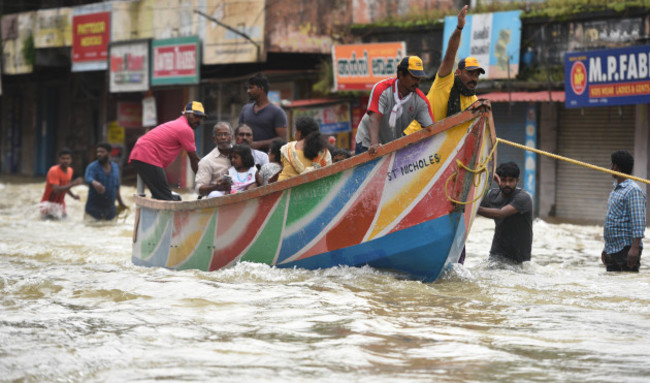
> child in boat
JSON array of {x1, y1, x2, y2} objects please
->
[
  {"x1": 331, "y1": 148, "x2": 352, "y2": 162},
  {"x1": 208, "y1": 144, "x2": 258, "y2": 198},
  {"x1": 256, "y1": 138, "x2": 286, "y2": 186}
]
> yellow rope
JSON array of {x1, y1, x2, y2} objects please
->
[
  {"x1": 496, "y1": 138, "x2": 650, "y2": 186},
  {"x1": 444, "y1": 140, "x2": 499, "y2": 205}
]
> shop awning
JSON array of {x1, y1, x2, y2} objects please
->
[{"x1": 479, "y1": 91, "x2": 565, "y2": 103}]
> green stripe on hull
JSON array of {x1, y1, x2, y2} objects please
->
[
  {"x1": 139, "y1": 210, "x2": 171, "y2": 260},
  {"x1": 285, "y1": 172, "x2": 342, "y2": 227},
  {"x1": 177, "y1": 211, "x2": 218, "y2": 271},
  {"x1": 239, "y1": 192, "x2": 288, "y2": 265}
]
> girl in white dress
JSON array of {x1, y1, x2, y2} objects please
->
[{"x1": 208, "y1": 144, "x2": 257, "y2": 198}]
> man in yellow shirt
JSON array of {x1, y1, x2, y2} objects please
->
[{"x1": 404, "y1": 5, "x2": 484, "y2": 136}]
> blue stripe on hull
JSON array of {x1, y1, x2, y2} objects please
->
[{"x1": 278, "y1": 212, "x2": 463, "y2": 282}]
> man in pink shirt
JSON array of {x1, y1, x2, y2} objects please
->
[{"x1": 129, "y1": 101, "x2": 205, "y2": 200}]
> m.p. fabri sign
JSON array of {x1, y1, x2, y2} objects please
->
[{"x1": 565, "y1": 45, "x2": 650, "y2": 108}]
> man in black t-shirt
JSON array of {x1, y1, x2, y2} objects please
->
[{"x1": 478, "y1": 162, "x2": 533, "y2": 263}]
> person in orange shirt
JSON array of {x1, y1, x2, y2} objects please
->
[{"x1": 40, "y1": 148, "x2": 83, "y2": 219}]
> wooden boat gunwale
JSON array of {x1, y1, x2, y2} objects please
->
[{"x1": 133, "y1": 100, "x2": 496, "y2": 211}]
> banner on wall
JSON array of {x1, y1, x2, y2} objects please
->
[
  {"x1": 564, "y1": 44, "x2": 650, "y2": 108},
  {"x1": 151, "y1": 36, "x2": 200, "y2": 86},
  {"x1": 202, "y1": 0, "x2": 265, "y2": 64},
  {"x1": 72, "y1": 3, "x2": 111, "y2": 72},
  {"x1": 117, "y1": 102, "x2": 143, "y2": 128},
  {"x1": 110, "y1": 41, "x2": 149, "y2": 93},
  {"x1": 332, "y1": 42, "x2": 406, "y2": 91},
  {"x1": 442, "y1": 10, "x2": 522, "y2": 79},
  {"x1": 292, "y1": 103, "x2": 351, "y2": 135},
  {"x1": 34, "y1": 8, "x2": 72, "y2": 48},
  {"x1": 1, "y1": 12, "x2": 36, "y2": 75}
]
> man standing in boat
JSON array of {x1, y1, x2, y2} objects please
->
[
  {"x1": 239, "y1": 73, "x2": 288, "y2": 152},
  {"x1": 195, "y1": 122, "x2": 234, "y2": 198},
  {"x1": 129, "y1": 101, "x2": 205, "y2": 200},
  {"x1": 601, "y1": 151, "x2": 646, "y2": 272},
  {"x1": 354, "y1": 55, "x2": 435, "y2": 156},
  {"x1": 403, "y1": 5, "x2": 483, "y2": 136},
  {"x1": 478, "y1": 162, "x2": 533, "y2": 264}
]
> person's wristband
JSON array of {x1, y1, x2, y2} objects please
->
[{"x1": 456, "y1": 25, "x2": 463, "y2": 31}]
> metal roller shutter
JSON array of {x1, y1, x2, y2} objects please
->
[{"x1": 556, "y1": 105, "x2": 635, "y2": 222}]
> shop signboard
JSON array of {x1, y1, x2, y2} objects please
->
[
  {"x1": 332, "y1": 42, "x2": 406, "y2": 91},
  {"x1": 442, "y1": 10, "x2": 522, "y2": 79},
  {"x1": 151, "y1": 36, "x2": 200, "y2": 86},
  {"x1": 1, "y1": 12, "x2": 35, "y2": 75},
  {"x1": 34, "y1": 8, "x2": 72, "y2": 48},
  {"x1": 565, "y1": 44, "x2": 650, "y2": 108},
  {"x1": 72, "y1": 3, "x2": 112, "y2": 72},
  {"x1": 292, "y1": 103, "x2": 351, "y2": 135},
  {"x1": 524, "y1": 104, "x2": 537, "y2": 198},
  {"x1": 110, "y1": 41, "x2": 149, "y2": 93}
]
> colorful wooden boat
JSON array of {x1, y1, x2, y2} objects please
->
[{"x1": 132, "y1": 101, "x2": 497, "y2": 282}]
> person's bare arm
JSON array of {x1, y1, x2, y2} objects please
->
[
  {"x1": 478, "y1": 204, "x2": 519, "y2": 220},
  {"x1": 252, "y1": 126, "x2": 288, "y2": 151},
  {"x1": 187, "y1": 151, "x2": 200, "y2": 174},
  {"x1": 438, "y1": 5, "x2": 468, "y2": 77},
  {"x1": 367, "y1": 112, "x2": 382, "y2": 155},
  {"x1": 198, "y1": 177, "x2": 231, "y2": 196}
]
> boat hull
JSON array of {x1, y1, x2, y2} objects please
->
[{"x1": 132, "y1": 103, "x2": 497, "y2": 282}]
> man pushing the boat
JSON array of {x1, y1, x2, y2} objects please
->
[
  {"x1": 354, "y1": 55, "x2": 435, "y2": 156},
  {"x1": 404, "y1": 5, "x2": 483, "y2": 136},
  {"x1": 129, "y1": 101, "x2": 205, "y2": 200}
]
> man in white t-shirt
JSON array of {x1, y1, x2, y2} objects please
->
[{"x1": 355, "y1": 56, "x2": 435, "y2": 156}]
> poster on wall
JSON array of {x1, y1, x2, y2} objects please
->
[
  {"x1": 110, "y1": 41, "x2": 149, "y2": 93},
  {"x1": 72, "y1": 3, "x2": 112, "y2": 72},
  {"x1": 332, "y1": 42, "x2": 406, "y2": 91},
  {"x1": 442, "y1": 10, "x2": 522, "y2": 79},
  {"x1": 292, "y1": 103, "x2": 351, "y2": 135},
  {"x1": 151, "y1": 36, "x2": 200, "y2": 86},
  {"x1": 564, "y1": 44, "x2": 650, "y2": 108},
  {"x1": 34, "y1": 8, "x2": 72, "y2": 48},
  {"x1": 202, "y1": 0, "x2": 265, "y2": 64},
  {"x1": 1, "y1": 12, "x2": 36, "y2": 75},
  {"x1": 142, "y1": 96, "x2": 157, "y2": 127}
]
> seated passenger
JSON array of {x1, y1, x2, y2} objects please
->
[
  {"x1": 331, "y1": 148, "x2": 352, "y2": 162},
  {"x1": 195, "y1": 122, "x2": 233, "y2": 198},
  {"x1": 278, "y1": 117, "x2": 332, "y2": 181},
  {"x1": 208, "y1": 144, "x2": 258, "y2": 198},
  {"x1": 256, "y1": 138, "x2": 286, "y2": 186}
]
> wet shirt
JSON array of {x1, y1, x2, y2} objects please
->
[
  {"x1": 41, "y1": 165, "x2": 73, "y2": 206},
  {"x1": 84, "y1": 160, "x2": 120, "y2": 219},
  {"x1": 356, "y1": 77, "x2": 434, "y2": 147},
  {"x1": 129, "y1": 116, "x2": 197, "y2": 168},
  {"x1": 604, "y1": 179, "x2": 646, "y2": 254},
  {"x1": 238, "y1": 103, "x2": 288, "y2": 143},
  {"x1": 481, "y1": 187, "x2": 533, "y2": 262}
]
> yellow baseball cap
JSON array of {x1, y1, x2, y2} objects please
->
[
  {"x1": 398, "y1": 56, "x2": 427, "y2": 78},
  {"x1": 184, "y1": 101, "x2": 206, "y2": 116},
  {"x1": 458, "y1": 57, "x2": 485, "y2": 74}
]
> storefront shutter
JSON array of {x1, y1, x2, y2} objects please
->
[{"x1": 556, "y1": 105, "x2": 635, "y2": 223}]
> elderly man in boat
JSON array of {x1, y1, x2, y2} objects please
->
[{"x1": 195, "y1": 122, "x2": 235, "y2": 198}]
